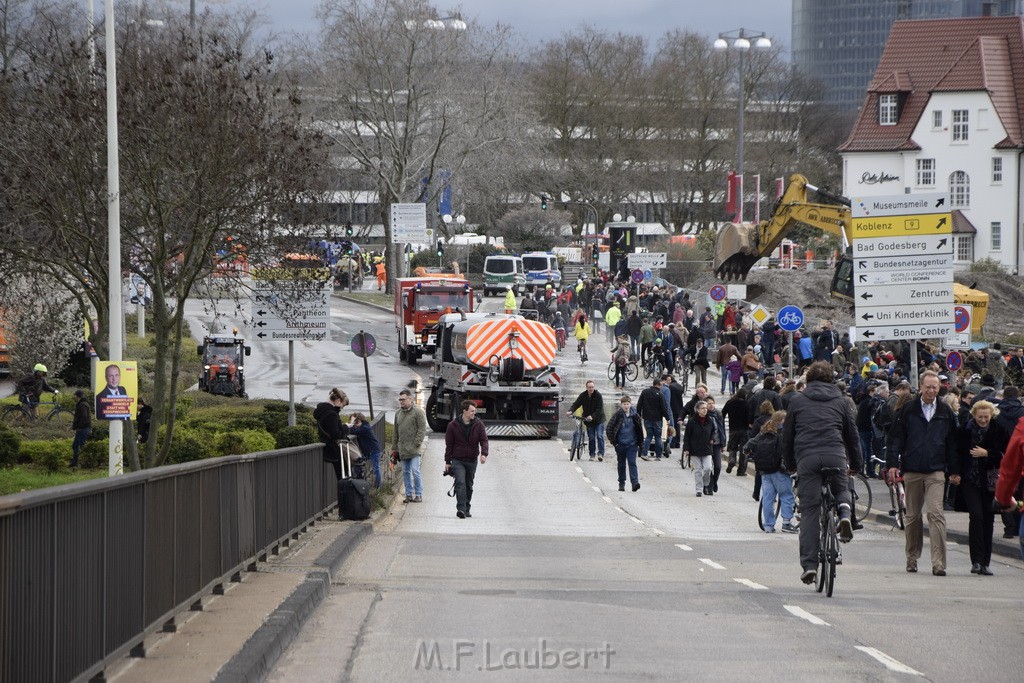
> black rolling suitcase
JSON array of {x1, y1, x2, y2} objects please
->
[{"x1": 338, "y1": 444, "x2": 371, "y2": 520}]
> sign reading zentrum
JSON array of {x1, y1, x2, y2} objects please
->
[{"x1": 851, "y1": 192, "x2": 954, "y2": 341}]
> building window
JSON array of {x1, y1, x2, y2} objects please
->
[
  {"x1": 879, "y1": 94, "x2": 898, "y2": 125},
  {"x1": 932, "y1": 110, "x2": 942, "y2": 129},
  {"x1": 949, "y1": 171, "x2": 970, "y2": 208},
  {"x1": 952, "y1": 109, "x2": 969, "y2": 141},
  {"x1": 991, "y1": 222, "x2": 1002, "y2": 251},
  {"x1": 916, "y1": 159, "x2": 935, "y2": 186},
  {"x1": 992, "y1": 157, "x2": 1003, "y2": 183},
  {"x1": 956, "y1": 235, "x2": 974, "y2": 262}
]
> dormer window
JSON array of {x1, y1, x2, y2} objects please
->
[{"x1": 879, "y1": 94, "x2": 898, "y2": 125}]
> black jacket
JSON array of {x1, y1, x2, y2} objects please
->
[
  {"x1": 684, "y1": 415, "x2": 716, "y2": 458},
  {"x1": 721, "y1": 395, "x2": 750, "y2": 432},
  {"x1": 72, "y1": 397, "x2": 91, "y2": 430},
  {"x1": 637, "y1": 386, "x2": 670, "y2": 423},
  {"x1": 995, "y1": 397, "x2": 1024, "y2": 434},
  {"x1": 569, "y1": 390, "x2": 606, "y2": 424},
  {"x1": 748, "y1": 389, "x2": 781, "y2": 427},
  {"x1": 314, "y1": 402, "x2": 350, "y2": 463},
  {"x1": 667, "y1": 381, "x2": 686, "y2": 422},
  {"x1": 781, "y1": 382, "x2": 862, "y2": 472},
  {"x1": 952, "y1": 418, "x2": 1008, "y2": 484},
  {"x1": 606, "y1": 408, "x2": 643, "y2": 447},
  {"x1": 886, "y1": 397, "x2": 957, "y2": 474}
]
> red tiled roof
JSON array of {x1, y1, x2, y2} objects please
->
[
  {"x1": 840, "y1": 17, "x2": 1024, "y2": 153},
  {"x1": 951, "y1": 210, "x2": 977, "y2": 234}
]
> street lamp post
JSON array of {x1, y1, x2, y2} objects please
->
[{"x1": 714, "y1": 28, "x2": 771, "y2": 221}]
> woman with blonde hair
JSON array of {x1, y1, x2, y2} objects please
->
[{"x1": 314, "y1": 388, "x2": 350, "y2": 480}]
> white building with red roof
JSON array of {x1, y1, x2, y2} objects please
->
[{"x1": 840, "y1": 16, "x2": 1024, "y2": 274}]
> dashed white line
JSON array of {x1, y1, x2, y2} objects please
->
[
  {"x1": 582, "y1": 476, "x2": 592, "y2": 483},
  {"x1": 854, "y1": 647, "x2": 923, "y2": 676},
  {"x1": 614, "y1": 506, "x2": 625, "y2": 513},
  {"x1": 602, "y1": 496, "x2": 613, "y2": 503},
  {"x1": 650, "y1": 528, "x2": 664, "y2": 536},
  {"x1": 675, "y1": 543, "x2": 693, "y2": 552},
  {"x1": 574, "y1": 466, "x2": 584, "y2": 474},
  {"x1": 698, "y1": 558, "x2": 726, "y2": 570},
  {"x1": 591, "y1": 486, "x2": 602, "y2": 493},
  {"x1": 628, "y1": 516, "x2": 644, "y2": 525},
  {"x1": 784, "y1": 605, "x2": 829, "y2": 626},
  {"x1": 733, "y1": 578, "x2": 768, "y2": 590}
]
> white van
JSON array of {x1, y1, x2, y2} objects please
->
[
  {"x1": 483, "y1": 255, "x2": 525, "y2": 296},
  {"x1": 522, "y1": 252, "x2": 562, "y2": 288}
]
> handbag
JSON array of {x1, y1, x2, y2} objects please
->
[{"x1": 986, "y1": 468, "x2": 999, "y2": 492}]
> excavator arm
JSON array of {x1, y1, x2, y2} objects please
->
[{"x1": 713, "y1": 174, "x2": 852, "y2": 280}]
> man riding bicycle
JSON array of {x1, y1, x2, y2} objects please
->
[
  {"x1": 782, "y1": 360, "x2": 862, "y2": 586},
  {"x1": 552, "y1": 312, "x2": 567, "y2": 350},
  {"x1": 16, "y1": 363, "x2": 57, "y2": 418}
]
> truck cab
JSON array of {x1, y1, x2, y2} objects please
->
[
  {"x1": 394, "y1": 277, "x2": 476, "y2": 364},
  {"x1": 522, "y1": 252, "x2": 562, "y2": 288},
  {"x1": 483, "y1": 255, "x2": 525, "y2": 296}
]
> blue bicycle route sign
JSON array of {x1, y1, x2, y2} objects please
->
[{"x1": 777, "y1": 305, "x2": 804, "y2": 333}]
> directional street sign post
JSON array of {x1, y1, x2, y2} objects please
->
[
  {"x1": 852, "y1": 193, "x2": 953, "y2": 390},
  {"x1": 390, "y1": 203, "x2": 430, "y2": 244},
  {"x1": 627, "y1": 252, "x2": 667, "y2": 270}
]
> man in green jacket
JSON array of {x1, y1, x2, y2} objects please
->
[{"x1": 392, "y1": 389, "x2": 427, "y2": 502}]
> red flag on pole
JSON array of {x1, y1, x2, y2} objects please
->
[{"x1": 725, "y1": 172, "x2": 736, "y2": 215}]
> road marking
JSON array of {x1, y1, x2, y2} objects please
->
[
  {"x1": 855, "y1": 647, "x2": 923, "y2": 676},
  {"x1": 628, "y1": 516, "x2": 643, "y2": 525},
  {"x1": 675, "y1": 543, "x2": 692, "y2": 552},
  {"x1": 698, "y1": 558, "x2": 725, "y2": 570},
  {"x1": 582, "y1": 476, "x2": 592, "y2": 483},
  {"x1": 602, "y1": 496, "x2": 613, "y2": 503},
  {"x1": 614, "y1": 506, "x2": 625, "y2": 513},
  {"x1": 783, "y1": 605, "x2": 829, "y2": 626},
  {"x1": 650, "y1": 528, "x2": 664, "y2": 535},
  {"x1": 733, "y1": 578, "x2": 768, "y2": 590},
  {"x1": 574, "y1": 466, "x2": 583, "y2": 474},
  {"x1": 591, "y1": 486, "x2": 602, "y2": 493}
]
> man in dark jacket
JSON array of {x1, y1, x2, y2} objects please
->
[
  {"x1": 782, "y1": 361, "x2": 862, "y2": 586},
  {"x1": 886, "y1": 370, "x2": 957, "y2": 575},
  {"x1": 666, "y1": 375, "x2": 686, "y2": 449},
  {"x1": 637, "y1": 378, "x2": 672, "y2": 461},
  {"x1": 445, "y1": 400, "x2": 489, "y2": 519},
  {"x1": 71, "y1": 389, "x2": 91, "y2": 468},
  {"x1": 568, "y1": 380, "x2": 606, "y2": 461},
  {"x1": 606, "y1": 395, "x2": 642, "y2": 492},
  {"x1": 747, "y1": 376, "x2": 782, "y2": 428}
]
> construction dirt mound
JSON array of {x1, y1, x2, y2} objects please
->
[{"x1": 685, "y1": 268, "x2": 1024, "y2": 341}]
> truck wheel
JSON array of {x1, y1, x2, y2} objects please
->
[
  {"x1": 425, "y1": 392, "x2": 449, "y2": 432},
  {"x1": 399, "y1": 344, "x2": 407, "y2": 362}
]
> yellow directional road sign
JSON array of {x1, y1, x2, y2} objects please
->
[{"x1": 851, "y1": 213, "x2": 953, "y2": 239}]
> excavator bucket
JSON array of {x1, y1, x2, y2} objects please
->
[{"x1": 713, "y1": 222, "x2": 761, "y2": 281}]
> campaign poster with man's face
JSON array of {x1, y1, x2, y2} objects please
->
[{"x1": 94, "y1": 361, "x2": 138, "y2": 420}]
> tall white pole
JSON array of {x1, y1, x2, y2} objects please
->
[{"x1": 106, "y1": 0, "x2": 124, "y2": 475}]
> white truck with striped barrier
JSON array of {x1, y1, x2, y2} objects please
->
[{"x1": 424, "y1": 312, "x2": 561, "y2": 438}]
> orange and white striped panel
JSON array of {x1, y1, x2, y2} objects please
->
[{"x1": 465, "y1": 318, "x2": 556, "y2": 371}]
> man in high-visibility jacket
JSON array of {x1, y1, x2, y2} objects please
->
[
  {"x1": 503, "y1": 286, "x2": 517, "y2": 314},
  {"x1": 375, "y1": 261, "x2": 387, "y2": 290},
  {"x1": 604, "y1": 302, "x2": 622, "y2": 345}
]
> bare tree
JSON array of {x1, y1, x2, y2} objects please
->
[
  {"x1": 309, "y1": 0, "x2": 532, "y2": 291},
  {"x1": 491, "y1": 207, "x2": 570, "y2": 251}
]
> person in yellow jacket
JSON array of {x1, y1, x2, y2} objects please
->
[
  {"x1": 503, "y1": 285, "x2": 517, "y2": 314},
  {"x1": 604, "y1": 302, "x2": 622, "y2": 344},
  {"x1": 573, "y1": 312, "x2": 592, "y2": 363}
]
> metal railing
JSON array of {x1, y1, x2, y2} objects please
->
[{"x1": 0, "y1": 411, "x2": 387, "y2": 683}]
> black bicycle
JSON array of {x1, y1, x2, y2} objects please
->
[
  {"x1": 816, "y1": 467, "x2": 845, "y2": 597},
  {"x1": 568, "y1": 416, "x2": 586, "y2": 461},
  {"x1": 642, "y1": 354, "x2": 664, "y2": 379},
  {"x1": 607, "y1": 358, "x2": 639, "y2": 383},
  {"x1": 2, "y1": 395, "x2": 71, "y2": 428}
]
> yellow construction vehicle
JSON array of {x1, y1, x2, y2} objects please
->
[{"x1": 713, "y1": 173, "x2": 989, "y2": 335}]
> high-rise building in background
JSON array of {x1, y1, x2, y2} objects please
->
[{"x1": 793, "y1": 0, "x2": 1024, "y2": 112}]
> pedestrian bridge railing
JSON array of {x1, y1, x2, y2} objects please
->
[{"x1": 0, "y1": 409, "x2": 386, "y2": 683}]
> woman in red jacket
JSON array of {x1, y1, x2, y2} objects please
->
[{"x1": 445, "y1": 400, "x2": 489, "y2": 519}]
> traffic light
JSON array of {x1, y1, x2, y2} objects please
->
[
  {"x1": 437, "y1": 240, "x2": 445, "y2": 257},
  {"x1": 592, "y1": 245, "x2": 600, "y2": 267},
  {"x1": 345, "y1": 222, "x2": 353, "y2": 237},
  {"x1": 540, "y1": 195, "x2": 548, "y2": 210}
]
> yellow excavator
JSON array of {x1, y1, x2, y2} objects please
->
[{"x1": 713, "y1": 173, "x2": 989, "y2": 335}]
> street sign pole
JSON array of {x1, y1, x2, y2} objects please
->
[
  {"x1": 910, "y1": 340, "x2": 919, "y2": 393},
  {"x1": 360, "y1": 331, "x2": 374, "y2": 419},
  {"x1": 789, "y1": 331, "x2": 794, "y2": 376},
  {"x1": 348, "y1": 259, "x2": 353, "y2": 293},
  {"x1": 288, "y1": 340, "x2": 296, "y2": 427}
]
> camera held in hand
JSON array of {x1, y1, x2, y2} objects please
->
[{"x1": 443, "y1": 467, "x2": 455, "y2": 478}]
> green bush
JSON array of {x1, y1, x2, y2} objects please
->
[
  {"x1": 214, "y1": 429, "x2": 276, "y2": 456},
  {"x1": 225, "y1": 416, "x2": 268, "y2": 432},
  {"x1": 0, "y1": 425, "x2": 21, "y2": 468},
  {"x1": 20, "y1": 439, "x2": 72, "y2": 472},
  {"x1": 969, "y1": 258, "x2": 1007, "y2": 274},
  {"x1": 79, "y1": 439, "x2": 109, "y2": 469},
  {"x1": 275, "y1": 425, "x2": 317, "y2": 448},
  {"x1": 165, "y1": 428, "x2": 214, "y2": 463},
  {"x1": 176, "y1": 393, "x2": 196, "y2": 421}
]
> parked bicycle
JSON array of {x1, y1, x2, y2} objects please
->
[
  {"x1": 871, "y1": 455, "x2": 906, "y2": 529},
  {"x1": 2, "y1": 395, "x2": 71, "y2": 428}
]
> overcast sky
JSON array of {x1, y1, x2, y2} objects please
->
[{"x1": 228, "y1": 0, "x2": 794, "y2": 55}]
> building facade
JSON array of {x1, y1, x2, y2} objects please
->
[
  {"x1": 839, "y1": 17, "x2": 1024, "y2": 273},
  {"x1": 793, "y1": 0, "x2": 1024, "y2": 112}
]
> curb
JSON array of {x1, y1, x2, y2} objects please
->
[
  {"x1": 213, "y1": 521, "x2": 374, "y2": 683},
  {"x1": 866, "y1": 510, "x2": 1021, "y2": 561},
  {"x1": 334, "y1": 292, "x2": 392, "y2": 313}
]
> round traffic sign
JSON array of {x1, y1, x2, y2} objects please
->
[
  {"x1": 643, "y1": 269, "x2": 653, "y2": 281},
  {"x1": 777, "y1": 305, "x2": 805, "y2": 332},
  {"x1": 350, "y1": 332, "x2": 377, "y2": 358},
  {"x1": 709, "y1": 284, "x2": 727, "y2": 302},
  {"x1": 954, "y1": 305, "x2": 971, "y2": 333},
  {"x1": 946, "y1": 350, "x2": 962, "y2": 372},
  {"x1": 630, "y1": 269, "x2": 644, "y2": 284}
]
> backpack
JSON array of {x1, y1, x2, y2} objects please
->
[
  {"x1": 871, "y1": 399, "x2": 893, "y2": 438},
  {"x1": 748, "y1": 432, "x2": 783, "y2": 474}
]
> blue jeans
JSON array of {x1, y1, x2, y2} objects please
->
[
  {"x1": 761, "y1": 471, "x2": 796, "y2": 528},
  {"x1": 367, "y1": 452, "x2": 382, "y2": 487},
  {"x1": 642, "y1": 420, "x2": 663, "y2": 458},
  {"x1": 720, "y1": 368, "x2": 729, "y2": 394},
  {"x1": 615, "y1": 442, "x2": 639, "y2": 486},
  {"x1": 72, "y1": 428, "x2": 91, "y2": 467},
  {"x1": 402, "y1": 454, "x2": 422, "y2": 497},
  {"x1": 859, "y1": 432, "x2": 874, "y2": 476},
  {"x1": 586, "y1": 422, "x2": 605, "y2": 457}
]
